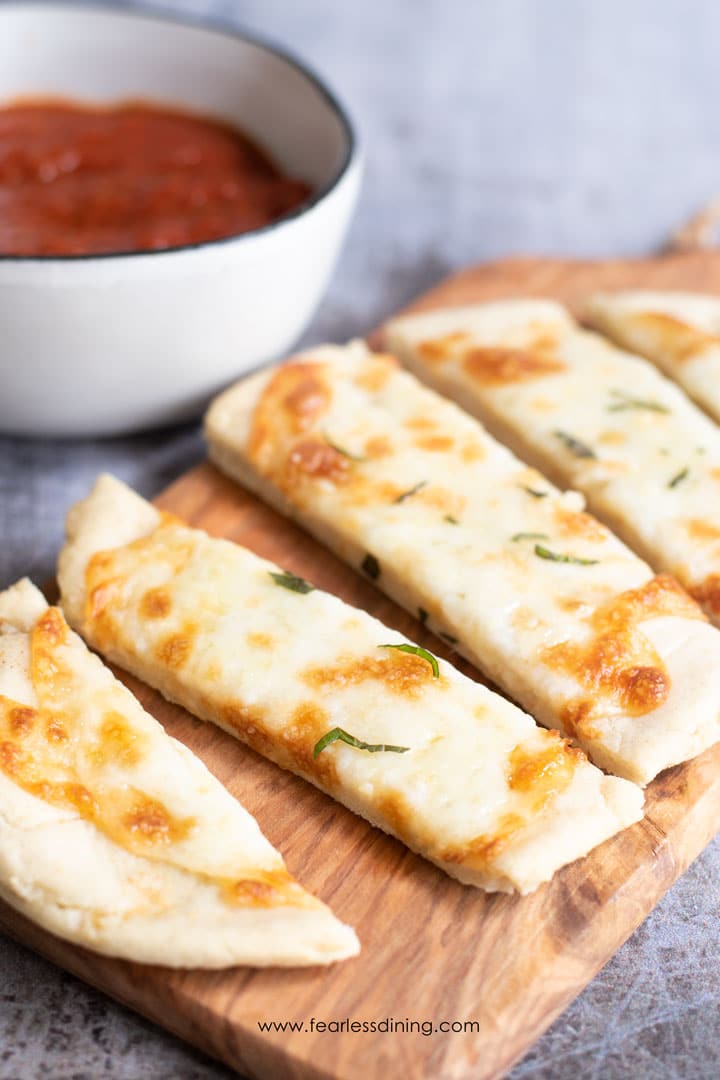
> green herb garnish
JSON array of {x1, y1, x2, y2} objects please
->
[
  {"x1": 269, "y1": 571, "x2": 315, "y2": 594},
  {"x1": 522, "y1": 486, "x2": 549, "y2": 499},
  {"x1": 313, "y1": 727, "x2": 410, "y2": 759},
  {"x1": 439, "y1": 631, "x2": 459, "y2": 645},
  {"x1": 361, "y1": 553, "x2": 381, "y2": 580},
  {"x1": 444, "y1": 514, "x2": 460, "y2": 524},
  {"x1": 394, "y1": 481, "x2": 428, "y2": 504},
  {"x1": 607, "y1": 390, "x2": 669, "y2": 414},
  {"x1": 323, "y1": 432, "x2": 366, "y2": 462},
  {"x1": 534, "y1": 544, "x2": 599, "y2": 566},
  {"x1": 554, "y1": 430, "x2": 596, "y2": 459},
  {"x1": 668, "y1": 467, "x2": 689, "y2": 489},
  {"x1": 511, "y1": 532, "x2": 550, "y2": 542},
  {"x1": 418, "y1": 607, "x2": 429, "y2": 625},
  {"x1": 380, "y1": 643, "x2": 439, "y2": 677}
]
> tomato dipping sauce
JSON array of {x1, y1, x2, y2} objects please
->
[{"x1": 0, "y1": 99, "x2": 312, "y2": 256}]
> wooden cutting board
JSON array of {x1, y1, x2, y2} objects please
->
[{"x1": 3, "y1": 251, "x2": 720, "y2": 1080}]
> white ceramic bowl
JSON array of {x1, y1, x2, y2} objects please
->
[{"x1": 0, "y1": 3, "x2": 361, "y2": 437}]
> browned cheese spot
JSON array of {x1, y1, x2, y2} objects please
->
[
  {"x1": 508, "y1": 733, "x2": 582, "y2": 813},
  {"x1": 690, "y1": 573, "x2": 720, "y2": 621},
  {"x1": 303, "y1": 650, "x2": 440, "y2": 700},
  {"x1": 246, "y1": 631, "x2": 275, "y2": 650},
  {"x1": 553, "y1": 507, "x2": 608, "y2": 543},
  {"x1": 460, "y1": 442, "x2": 485, "y2": 463},
  {"x1": 353, "y1": 354, "x2": 397, "y2": 392},
  {"x1": 122, "y1": 793, "x2": 194, "y2": 846},
  {"x1": 286, "y1": 439, "x2": 353, "y2": 485},
  {"x1": 155, "y1": 624, "x2": 197, "y2": 670},
  {"x1": 364, "y1": 434, "x2": 394, "y2": 458},
  {"x1": 220, "y1": 867, "x2": 316, "y2": 910},
  {"x1": 404, "y1": 414, "x2": 436, "y2": 431},
  {"x1": 9, "y1": 705, "x2": 36, "y2": 737},
  {"x1": 543, "y1": 575, "x2": 704, "y2": 731},
  {"x1": 685, "y1": 519, "x2": 720, "y2": 544},
  {"x1": 417, "y1": 331, "x2": 470, "y2": 363},
  {"x1": 632, "y1": 312, "x2": 719, "y2": 362},
  {"x1": 415, "y1": 433, "x2": 455, "y2": 452},
  {"x1": 85, "y1": 522, "x2": 195, "y2": 648},
  {"x1": 248, "y1": 360, "x2": 331, "y2": 472},
  {"x1": 278, "y1": 701, "x2": 338, "y2": 787},
  {"x1": 462, "y1": 338, "x2": 566, "y2": 386},
  {"x1": 45, "y1": 714, "x2": 68, "y2": 743},
  {"x1": 139, "y1": 586, "x2": 172, "y2": 619},
  {"x1": 92, "y1": 711, "x2": 144, "y2": 768}
]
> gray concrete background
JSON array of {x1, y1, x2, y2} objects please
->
[{"x1": 1, "y1": 0, "x2": 719, "y2": 1077}]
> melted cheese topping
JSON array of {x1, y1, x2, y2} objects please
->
[
  {"x1": 0, "y1": 602, "x2": 309, "y2": 911},
  {"x1": 66, "y1": 490, "x2": 642, "y2": 894},
  {"x1": 586, "y1": 290, "x2": 720, "y2": 425},
  {"x1": 205, "y1": 339, "x2": 720, "y2": 785},
  {"x1": 387, "y1": 301, "x2": 720, "y2": 628}
]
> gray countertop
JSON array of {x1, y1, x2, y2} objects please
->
[{"x1": 2, "y1": 0, "x2": 720, "y2": 1077}]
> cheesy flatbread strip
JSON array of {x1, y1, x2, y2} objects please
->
[
  {"x1": 385, "y1": 300, "x2": 720, "y2": 629},
  {"x1": 585, "y1": 290, "x2": 720, "y2": 424},
  {"x1": 58, "y1": 476, "x2": 642, "y2": 895},
  {"x1": 0, "y1": 578, "x2": 357, "y2": 967},
  {"x1": 206, "y1": 341, "x2": 720, "y2": 785}
]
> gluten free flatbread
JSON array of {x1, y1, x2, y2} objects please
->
[
  {"x1": 206, "y1": 340, "x2": 720, "y2": 785},
  {"x1": 585, "y1": 290, "x2": 720, "y2": 424},
  {"x1": 386, "y1": 300, "x2": 720, "y2": 628},
  {"x1": 57, "y1": 475, "x2": 642, "y2": 895},
  {"x1": 0, "y1": 579, "x2": 357, "y2": 967}
]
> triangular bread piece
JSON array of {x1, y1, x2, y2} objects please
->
[{"x1": 0, "y1": 579, "x2": 358, "y2": 967}]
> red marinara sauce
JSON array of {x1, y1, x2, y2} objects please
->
[{"x1": 0, "y1": 99, "x2": 312, "y2": 256}]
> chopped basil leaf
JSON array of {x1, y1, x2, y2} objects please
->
[
  {"x1": 418, "y1": 607, "x2": 429, "y2": 625},
  {"x1": 439, "y1": 631, "x2": 459, "y2": 645},
  {"x1": 522, "y1": 486, "x2": 549, "y2": 498},
  {"x1": 607, "y1": 390, "x2": 669, "y2": 414},
  {"x1": 269, "y1": 571, "x2": 315, "y2": 594},
  {"x1": 534, "y1": 544, "x2": 599, "y2": 566},
  {"x1": 668, "y1": 467, "x2": 689, "y2": 489},
  {"x1": 554, "y1": 430, "x2": 596, "y2": 459},
  {"x1": 511, "y1": 532, "x2": 550, "y2": 542},
  {"x1": 313, "y1": 726, "x2": 410, "y2": 759},
  {"x1": 361, "y1": 553, "x2": 381, "y2": 580},
  {"x1": 394, "y1": 481, "x2": 428, "y2": 504},
  {"x1": 380, "y1": 643, "x2": 439, "y2": 677},
  {"x1": 444, "y1": 514, "x2": 461, "y2": 524},
  {"x1": 323, "y1": 432, "x2": 366, "y2": 462}
]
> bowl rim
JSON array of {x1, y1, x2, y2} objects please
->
[{"x1": 0, "y1": 0, "x2": 359, "y2": 264}]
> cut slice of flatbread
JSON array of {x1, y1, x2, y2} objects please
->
[
  {"x1": 385, "y1": 300, "x2": 720, "y2": 630},
  {"x1": 585, "y1": 290, "x2": 720, "y2": 424},
  {"x1": 205, "y1": 339, "x2": 720, "y2": 786},
  {"x1": 0, "y1": 578, "x2": 358, "y2": 967},
  {"x1": 57, "y1": 476, "x2": 642, "y2": 895}
]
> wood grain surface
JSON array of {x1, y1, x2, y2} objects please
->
[{"x1": 2, "y1": 253, "x2": 720, "y2": 1080}]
